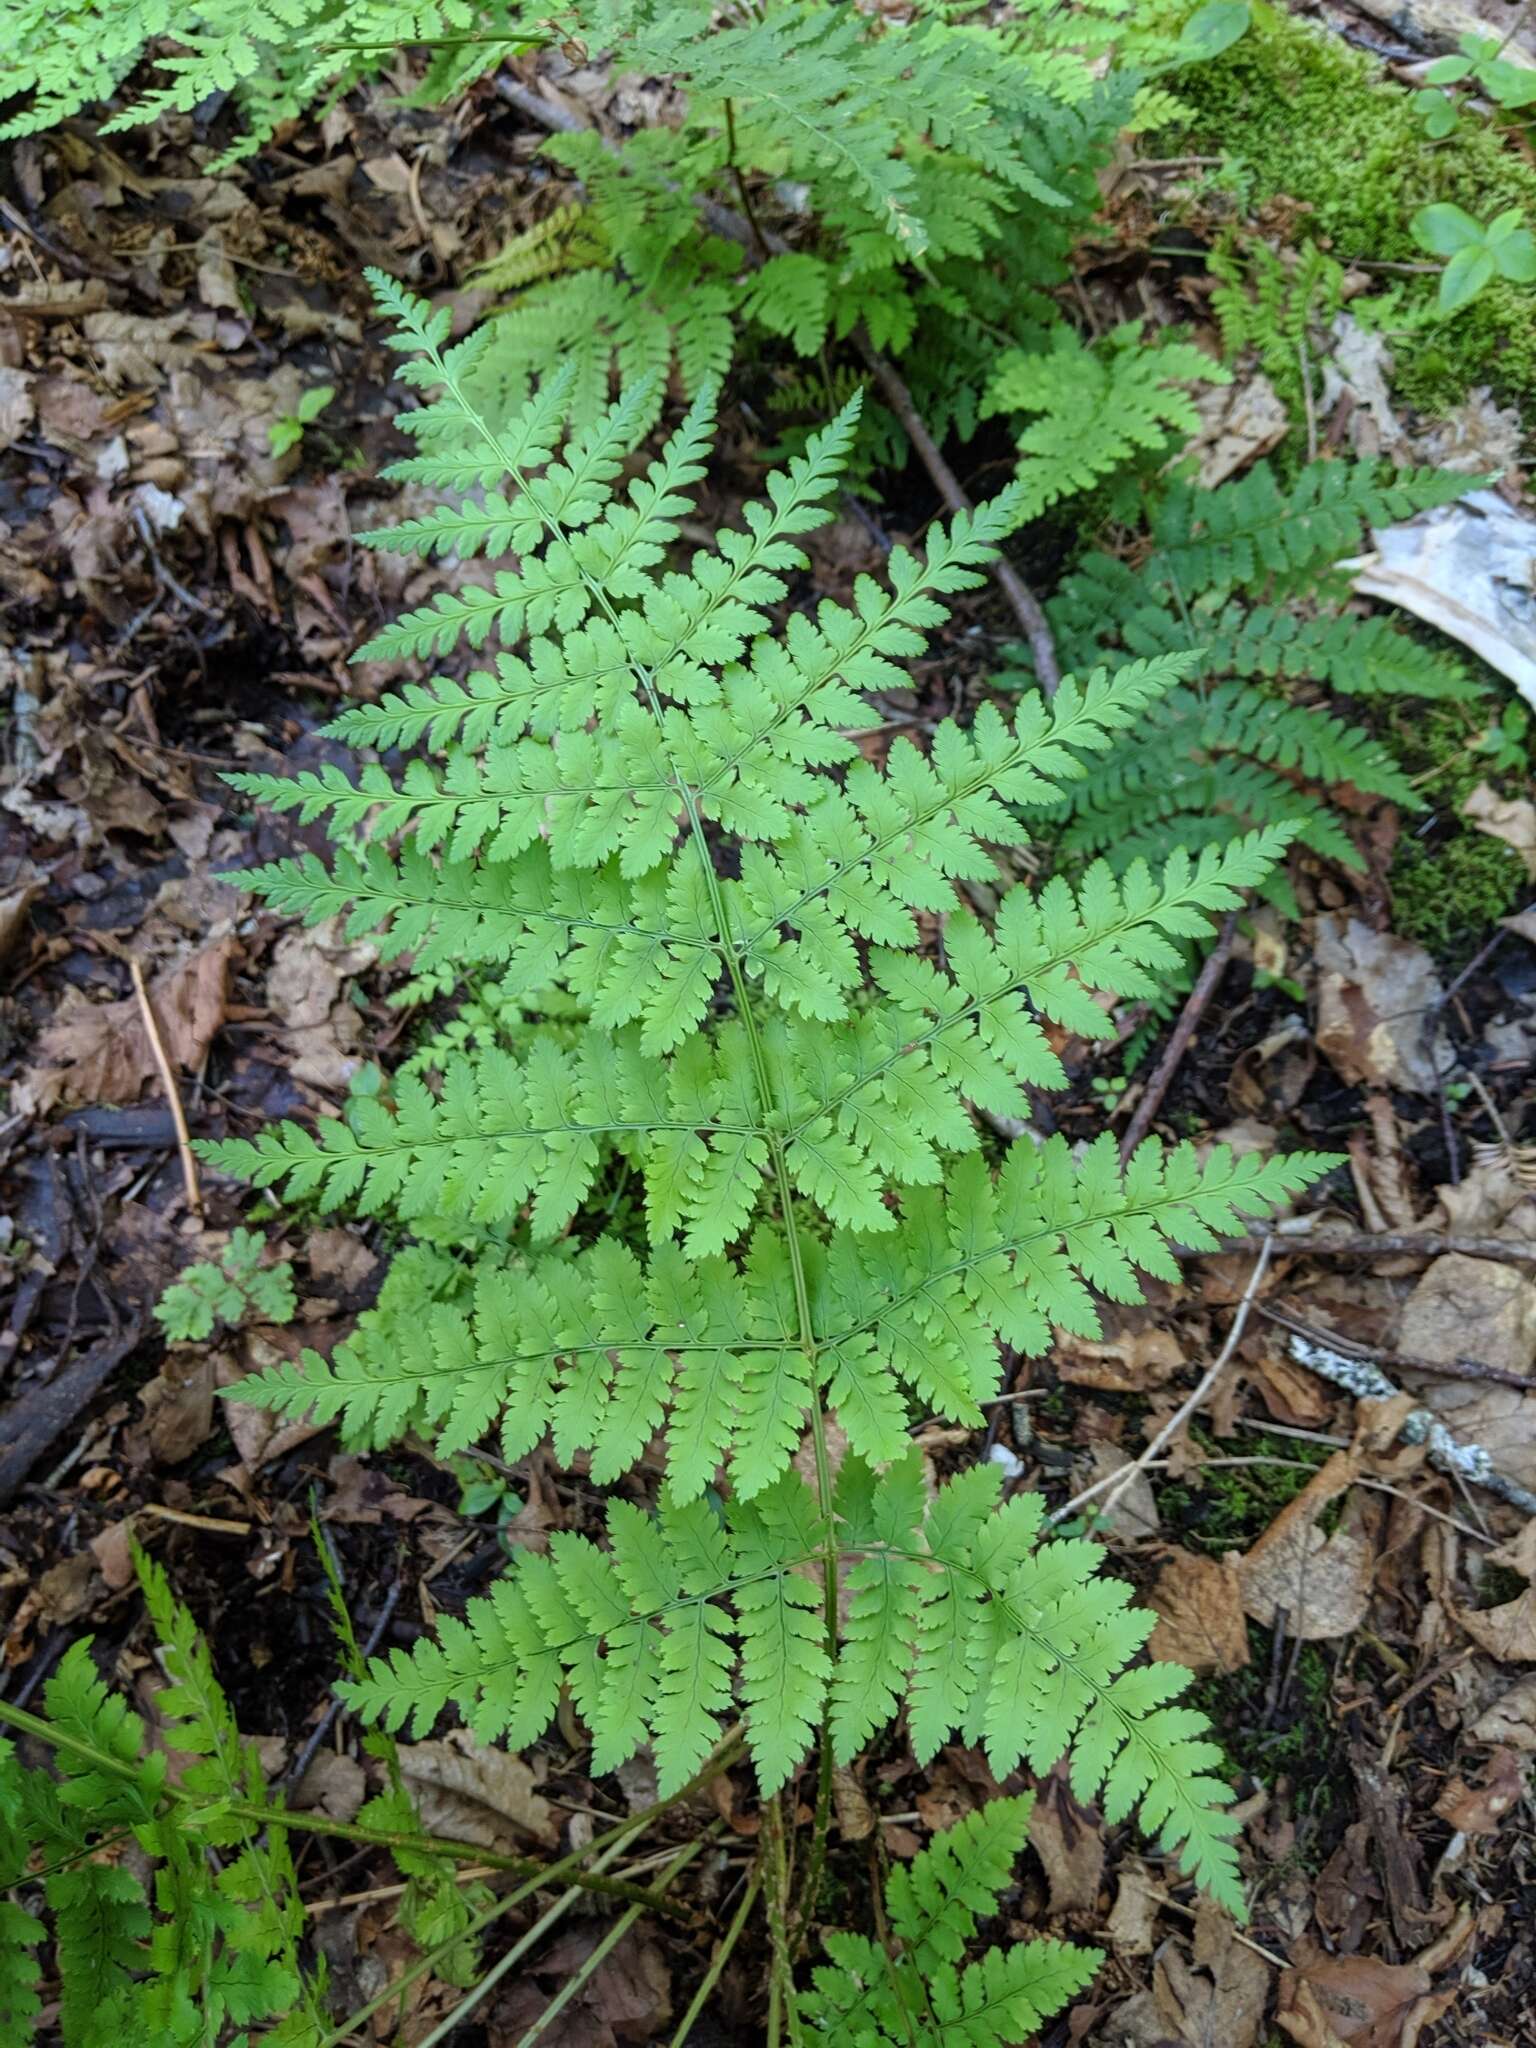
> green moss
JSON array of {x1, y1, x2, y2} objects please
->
[
  {"x1": 1378, "y1": 698, "x2": 1526, "y2": 957},
  {"x1": 1156, "y1": 1429, "x2": 1328, "y2": 1552},
  {"x1": 1169, "y1": 4, "x2": 1536, "y2": 408},
  {"x1": 1392, "y1": 831, "x2": 1523, "y2": 957}
]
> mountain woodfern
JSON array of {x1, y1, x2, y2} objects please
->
[{"x1": 133, "y1": 271, "x2": 1341, "y2": 2032}]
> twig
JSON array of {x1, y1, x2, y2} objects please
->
[
  {"x1": 850, "y1": 331, "x2": 1060, "y2": 689},
  {"x1": 494, "y1": 71, "x2": 1060, "y2": 685},
  {"x1": 280, "y1": 1584, "x2": 401, "y2": 1796},
  {"x1": 1118, "y1": 911, "x2": 1240, "y2": 1162},
  {"x1": 1289, "y1": 1331, "x2": 1536, "y2": 1516},
  {"x1": 1049, "y1": 1237, "x2": 1273, "y2": 1526},
  {"x1": 1216, "y1": 1226, "x2": 1536, "y2": 1267},
  {"x1": 129, "y1": 957, "x2": 203, "y2": 1218},
  {"x1": 1259, "y1": 1302, "x2": 1536, "y2": 1393}
]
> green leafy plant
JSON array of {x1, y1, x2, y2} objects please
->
[
  {"x1": 1425, "y1": 32, "x2": 1536, "y2": 120},
  {"x1": 1410, "y1": 201, "x2": 1536, "y2": 315},
  {"x1": 267, "y1": 382, "x2": 336, "y2": 459},
  {"x1": 796, "y1": 1795, "x2": 1097, "y2": 2045},
  {"x1": 178, "y1": 275, "x2": 1338, "y2": 2027},
  {"x1": 153, "y1": 1227, "x2": 297, "y2": 1341}
]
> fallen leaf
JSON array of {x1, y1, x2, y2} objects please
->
[
  {"x1": 1107, "y1": 1858, "x2": 1164, "y2": 1954},
  {"x1": 1056, "y1": 1326, "x2": 1184, "y2": 1392},
  {"x1": 1028, "y1": 1769, "x2": 1104, "y2": 1914},
  {"x1": 397, "y1": 1730, "x2": 557, "y2": 1849},
  {"x1": 129, "y1": 1348, "x2": 216, "y2": 1465},
  {"x1": 1082, "y1": 1443, "x2": 1161, "y2": 1541},
  {"x1": 1148, "y1": 1550, "x2": 1251, "y2": 1675},
  {"x1": 1186, "y1": 371, "x2": 1290, "y2": 486},
  {"x1": 292, "y1": 1751, "x2": 367, "y2": 1822},
  {"x1": 0, "y1": 865, "x2": 42, "y2": 964},
  {"x1": 1153, "y1": 1900, "x2": 1270, "y2": 2048},
  {"x1": 832, "y1": 1766, "x2": 875, "y2": 1842},
  {"x1": 1432, "y1": 1747, "x2": 1527, "y2": 1834},
  {"x1": 1457, "y1": 1582, "x2": 1536, "y2": 1662},
  {"x1": 1239, "y1": 1454, "x2": 1377, "y2": 1641},
  {"x1": 1277, "y1": 1946, "x2": 1456, "y2": 2048},
  {"x1": 35, "y1": 936, "x2": 237, "y2": 1104},
  {"x1": 1397, "y1": 1255, "x2": 1536, "y2": 1492},
  {"x1": 1314, "y1": 916, "x2": 1450, "y2": 1095},
  {"x1": 1464, "y1": 781, "x2": 1536, "y2": 880},
  {"x1": 0, "y1": 366, "x2": 35, "y2": 451},
  {"x1": 1471, "y1": 1675, "x2": 1536, "y2": 1750}
]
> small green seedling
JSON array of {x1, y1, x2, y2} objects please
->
[
  {"x1": 1426, "y1": 33, "x2": 1536, "y2": 117},
  {"x1": 268, "y1": 382, "x2": 335, "y2": 458},
  {"x1": 155, "y1": 1227, "x2": 297, "y2": 1341},
  {"x1": 1471, "y1": 699, "x2": 1532, "y2": 775},
  {"x1": 1414, "y1": 87, "x2": 1461, "y2": 139},
  {"x1": 1411, "y1": 202, "x2": 1536, "y2": 314}
]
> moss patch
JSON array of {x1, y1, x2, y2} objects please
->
[
  {"x1": 1168, "y1": 4, "x2": 1536, "y2": 410},
  {"x1": 1380, "y1": 698, "x2": 1526, "y2": 958}
]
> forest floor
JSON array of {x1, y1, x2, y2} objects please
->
[{"x1": 4, "y1": 4, "x2": 1536, "y2": 2044}]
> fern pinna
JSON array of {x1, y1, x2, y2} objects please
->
[{"x1": 208, "y1": 275, "x2": 1331, "y2": 1981}]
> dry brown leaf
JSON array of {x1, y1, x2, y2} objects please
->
[
  {"x1": 1153, "y1": 1901, "x2": 1271, "y2": 2048},
  {"x1": 1028, "y1": 1771, "x2": 1104, "y2": 1915},
  {"x1": 1464, "y1": 781, "x2": 1536, "y2": 880},
  {"x1": 832, "y1": 1767, "x2": 875, "y2": 1842},
  {"x1": 0, "y1": 865, "x2": 42, "y2": 963},
  {"x1": 1432, "y1": 1746, "x2": 1527, "y2": 1833},
  {"x1": 1148, "y1": 1550, "x2": 1251, "y2": 1674},
  {"x1": 1456, "y1": 1582, "x2": 1536, "y2": 1661},
  {"x1": 1313, "y1": 916, "x2": 1449, "y2": 1095},
  {"x1": 1471, "y1": 1675, "x2": 1536, "y2": 1750},
  {"x1": 35, "y1": 936, "x2": 237, "y2": 1104},
  {"x1": 1082, "y1": 1443, "x2": 1161, "y2": 1540},
  {"x1": 1276, "y1": 1947, "x2": 1456, "y2": 2048},
  {"x1": 265, "y1": 919, "x2": 376, "y2": 1091},
  {"x1": 129, "y1": 1348, "x2": 216, "y2": 1465},
  {"x1": 217, "y1": 1333, "x2": 327, "y2": 1471},
  {"x1": 1239, "y1": 1454, "x2": 1377, "y2": 1641},
  {"x1": 1056, "y1": 1326, "x2": 1185, "y2": 1392},
  {"x1": 397, "y1": 1730, "x2": 556, "y2": 1848},
  {"x1": 1106, "y1": 1858, "x2": 1164, "y2": 1954},
  {"x1": 1185, "y1": 372, "x2": 1290, "y2": 486},
  {"x1": 292, "y1": 1751, "x2": 367, "y2": 1822}
]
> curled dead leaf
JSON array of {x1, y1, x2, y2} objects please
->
[
  {"x1": 1148, "y1": 1550, "x2": 1251, "y2": 1675},
  {"x1": 1313, "y1": 917, "x2": 1450, "y2": 1096}
]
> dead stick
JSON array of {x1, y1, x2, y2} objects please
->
[
  {"x1": 129, "y1": 957, "x2": 203, "y2": 1217},
  {"x1": 1049, "y1": 1236, "x2": 1273, "y2": 1527},
  {"x1": 1258, "y1": 1303, "x2": 1536, "y2": 1393},
  {"x1": 1118, "y1": 910, "x2": 1239, "y2": 1162},
  {"x1": 850, "y1": 332, "x2": 1060, "y2": 689},
  {"x1": 495, "y1": 73, "x2": 1060, "y2": 683},
  {"x1": 1228, "y1": 1227, "x2": 1536, "y2": 1267}
]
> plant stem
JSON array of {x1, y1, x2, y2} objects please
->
[
  {"x1": 762, "y1": 1798, "x2": 803, "y2": 2046},
  {"x1": 668, "y1": 1869, "x2": 762, "y2": 2048},
  {"x1": 0, "y1": 1692, "x2": 738, "y2": 1923}
]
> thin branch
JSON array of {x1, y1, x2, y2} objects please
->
[
  {"x1": 1289, "y1": 1331, "x2": 1536, "y2": 1516},
  {"x1": 850, "y1": 330, "x2": 1060, "y2": 688},
  {"x1": 1118, "y1": 910, "x2": 1240, "y2": 1162},
  {"x1": 1235, "y1": 1226, "x2": 1536, "y2": 1267},
  {"x1": 1258, "y1": 1302, "x2": 1536, "y2": 1394},
  {"x1": 1049, "y1": 1236, "x2": 1273, "y2": 1528},
  {"x1": 129, "y1": 956, "x2": 203, "y2": 1217}
]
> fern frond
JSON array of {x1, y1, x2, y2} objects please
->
[
  {"x1": 983, "y1": 322, "x2": 1224, "y2": 515},
  {"x1": 343, "y1": 1455, "x2": 1249, "y2": 1905}
]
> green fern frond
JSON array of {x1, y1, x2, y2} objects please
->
[
  {"x1": 983, "y1": 322, "x2": 1224, "y2": 515},
  {"x1": 343, "y1": 1453, "x2": 1251, "y2": 1906}
]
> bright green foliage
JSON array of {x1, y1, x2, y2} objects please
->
[
  {"x1": 206, "y1": 276, "x2": 1336, "y2": 1928},
  {"x1": 981, "y1": 321, "x2": 1222, "y2": 517},
  {"x1": 799, "y1": 1796, "x2": 1100, "y2": 2045},
  {"x1": 0, "y1": 1541, "x2": 490, "y2": 2044},
  {"x1": 0, "y1": 1555, "x2": 316, "y2": 2047},
  {"x1": 1022, "y1": 457, "x2": 1475, "y2": 886},
  {"x1": 154, "y1": 1227, "x2": 297, "y2": 1342},
  {"x1": 1, "y1": 0, "x2": 539, "y2": 164},
  {"x1": 344, "y1": 1453, "x2": 1253, "y2": 1904},
  {"x1": 1411, "y1": 202, "x2": 1536, "y2": 316}
]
